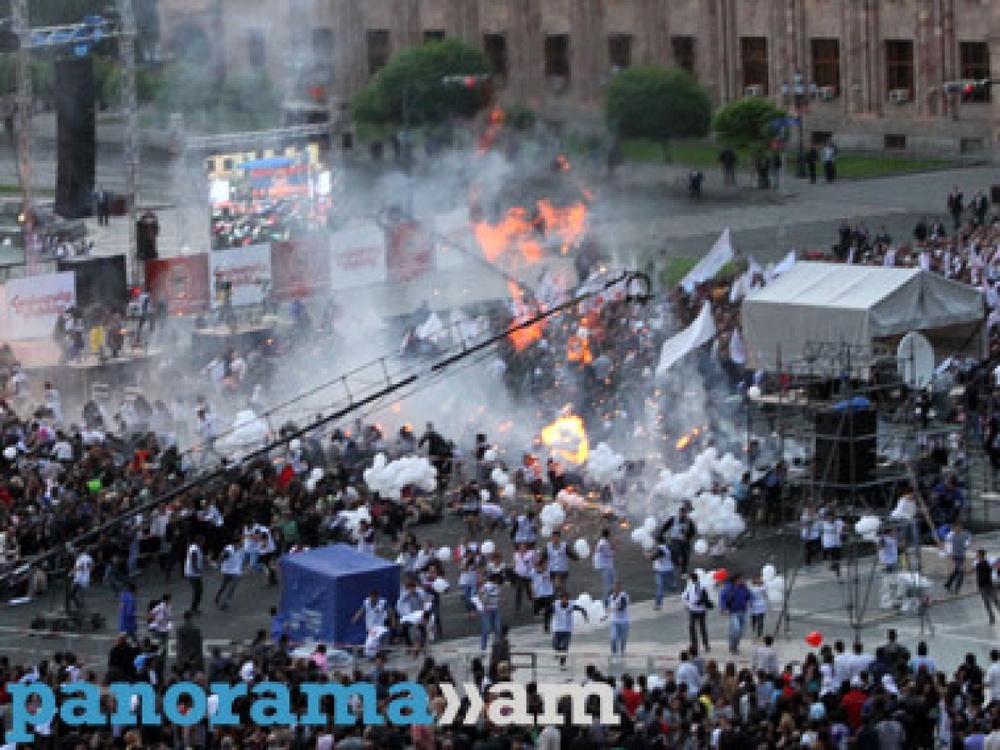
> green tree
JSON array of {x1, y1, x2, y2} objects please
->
[
  {"x1": 711, "y1": 97, "x2": 788, "y2": 151},
  {"x1": 154, "y1": 63, "x2": 215, "y2": 117},
  {"x1": 351, "y1": 38, "x2": 491, "y2": 128},
  {"x1": 605, "y1": 65, "x2": 712, "y2": 160}
]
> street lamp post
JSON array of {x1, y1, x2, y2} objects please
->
[{"x1": 793, "y1": 70, "x2": 807, "y2": 178}]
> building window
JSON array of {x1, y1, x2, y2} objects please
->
[
  {"x1": 423, "y1": 30, "x2": 445, "y2": 43},
  {"x1": 544, "y1": 34, "x2": 571, "y2": 84},
  {"x1": 484, "y1": 34, "x2": 508, "y2": 80},
  {"x1": 885, "y1": 40, "x2": 914, "y2": 97},
  {"x1": 960, "y1": 41, "x2": 990, "y2": 102},
  {"x1": 884, "y1": 134, "x2": 906, "y2": 151},
  {"x1": 740, "y1": 37, "x2": 768, "y2": 94},
  {"x1": 311, "y1": 28, "x2": 333, "y2": 64},
  {"x1": 672, "y1": 36, "x2": 696, "y2": 76},
  {"x1": 810, "y1": 38, "x2": 840, "y2": 93},
  {"x1": 367, "y1": 30, "x2": 390, "y2": 76},
  {"x1": 247, "y1": 29, "x2": 266, "y2": 70},
  {"x1": 608, "y1": 34, "x2": 632, "y2": 71}
]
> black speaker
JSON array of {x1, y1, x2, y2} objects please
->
[
  {"x1": 58, "y1": 255, "x2": 128, "y2": 310},
  {"x1": 813, "y1": 409, "x2": 877, "y2": 486},
  {"x1": 55, "y1": 57, "x2": 97, "y2": 219}
]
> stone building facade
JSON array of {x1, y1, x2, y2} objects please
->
[{"x1": 159, "y1": 0, "x2": 1000, "y2": 154}]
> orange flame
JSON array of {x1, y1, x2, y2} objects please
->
[
  {"x1": 472, "y1": 207, "x2": 544, "y2": 266},
  {"x1": 567, "y1": 333, "x2": 593, "y2": 366},
  {"x1": 541, "y1": 415, "x2": 590, "y2": 465},
  {"x1": 675, "y1": 427, "x2": 701, "y2": 451},
  {"x1": 537, "y1": 200, "x2": 588, "y2": 255},
  {"x1": 507, "y1": 281, "x2": 545, "y2": 352},
  {"x1": 477, "y1": 108, "x2": 505, "y2": 153}
]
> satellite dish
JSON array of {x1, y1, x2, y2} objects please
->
[{"x1": 897, "y1": 331, "x2": 935, "y2": 388}]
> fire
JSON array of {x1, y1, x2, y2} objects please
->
[
  {"x1": 537, "y1": 200, "x2": 588, "y2": 255},
  {"x1": 472, "y1": 207, "x2": 544, "y2": 266},
  {"x1": 541, "y1": 415, "x2": 590, "y2": 465},
  {"x1": 506, "y1": 281, "x2": 545, "y2": 352},
  {"x1": 675, "y1": 427, "x2": 701, "y2": 451},
  {"x1": 566, "y1": 332, "x2": 593, "y2": 365},
  {"x1": 477, "y1": 108, "x2": 505, "y2": 153}
]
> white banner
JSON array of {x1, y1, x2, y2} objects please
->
[
  {"x1": 209, "y1": 243, "x2": 272, "y2": 309},
  {"x1": 655, "y1": 302, "x2": 716, "y2": 377},
  {"x1": 4, "y1": 271, "x2": 76, "y2": 340},
  {"x1": 329, "y1": 221, "x2": 387, "y2": 291},
  {"x1": 681, "y1": 228, "x2": 734, "y2": 293},
  {"x1": 769, "y1": 250, "x2": 797, "y2": 281}
]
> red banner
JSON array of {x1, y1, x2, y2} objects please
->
[
  {"x1": 145, "y1": 255, "x2": 210, "y2": 315},
  {"x1": 386, "y1": 221, "x2": 435, "y2": 283},
  {"x1": 271, "y1": 238, "x2": 332, "y2": 300}
]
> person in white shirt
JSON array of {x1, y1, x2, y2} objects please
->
[
  {"x1": 676, "y1": 651, "x2": 702, "y2": 695},
  {"x1": 214, "y1": 542, "x2": 243, "y2": 610},
  {"x1": 593, "y1": 528, "x2": 616, "y2": 602},
  {"x1": 184, "y1": 538, "x2": 205, "y2": 614},
  {"x1": 820, "y1": 512, "x2": 844, "y2": 579},
  {"x1": 987, "y1": 649, "x2": 1000, "y2": 704},
  {"x1": 511, "y1": 543, "x2": 536, "y2": 612},
  {"x1": 800, "y1": 506, "x2": 822, "y2": 565},
  {"x1": 878, "y1": 530, "x2": 899, "y2": 573},
  {"x1": 550, "y1": 590, "x2": 588, "y2": 667},
  {"x1": 353, "y1": 590, "x2": 389, "y2": 631},
  {"x1": 682, "y1": 572, "x2": 710, "y2": 652},
  {"x1": 748, "y1": 574, "x2": 769, "y2": 639},
  {"x1": 532, "y1": 556, "x2": 556, "y2": 633},
  {"x1": 148, "y1": 594, "x2": 172, "y2": 652},
  {"x1": 67, "y1": 550, "x2": 94, "y2": 613},
  {"x1": 652, "y1": 540, "x2": 676, "y2": 610},
  {"x1": 608, "y1": 581, "x2": 630, "y2": 656}
]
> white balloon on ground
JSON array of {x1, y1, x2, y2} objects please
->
[
  {"x1": 574, "y1": 539, "x2": 591, "y2": 559},
  {"x1": 693, "y1": 538, "x2": 709, "y2": 555}
]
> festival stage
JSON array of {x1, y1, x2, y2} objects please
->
[
  {"x1": 190, "y1": 321, "x2": 277, "y2": 358},
  {"x1": 7, "y1": 339, "x2": 162, "y2": 398}
]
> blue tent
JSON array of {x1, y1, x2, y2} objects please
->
[{"x1": 279, "y1": 544, "x2": 400, "y2": 645}]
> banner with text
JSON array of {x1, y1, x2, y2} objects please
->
[
  {"x1": 329, "y1": 222, "x2": 387, "y2": 291},
  {"x1": 4, "y1": 271, "x2": 76, "y2": 340},
  {"x1": 271, "y1": 238, "x2": 332, "y2": 300},
  {"x1": 208, "y1": 243, "x2": 272, "y2": 309}
]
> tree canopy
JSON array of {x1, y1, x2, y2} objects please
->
[
  {"x1": 711, "y1": 97, "x2": 788, "y2": 151},
  {"x1": 351, "y1": 38, "x2": 492, "y2": 127},
  {"x1": 605, "y1": 65, "x2": 712, "y2": 154}
]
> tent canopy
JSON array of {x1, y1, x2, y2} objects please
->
[
  {"x1": 279, "y1": 544, "x2": 400, "y2": 645},
  {"x1": 742, "y1": 262, "x2": 985, "y2": 372}
]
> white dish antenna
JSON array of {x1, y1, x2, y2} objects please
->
[{"x1": 897, "y1": 331, "x2": 935, "y2": 388}]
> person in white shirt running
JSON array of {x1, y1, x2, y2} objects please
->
[{"x1": 551, "y1": 590, "x2": 588, "y2": 668}]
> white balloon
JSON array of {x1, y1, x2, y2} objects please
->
[
  {"x1": 762, "y1": 564, "x2": 777, "y2": 582},
  {"x1": 481, "y1": 540, "x2": 496, "y2": 556},
  {"x1": 643, "y1": 516, "x2": 658, "y2": 533},
  {"x1": 693, "y1": 538, "x2": 709, "y2": 555},
  {"x1": 573, "y1": 539, "x2": 591, "y2": 559},
  {"x1": 432, "y1": 577, "x2": 450, "y2": 594},
  {"x1": 504, "y1": 483, "x2": 517, "y2": 499},
  {"x1": 576, "y1": 593, "x2": 593, "y2": 608},
  {"x1": 748, "y1": 386, "x2": 762, "y2": 399},
  {"x1": 290, "y1": 438, "x2": 301, "y2": 452},
  {"x1": 484, "y1": 449, "x2": 498, "y2": 463},
  {"x1": 436, "y1": 546, "x2": 452, "y2": 563},
  {"x1": 3, "y1": 447, "x2": 15, "y2": 461},
  {"x1": 541, "y1": 525, "x2": 553, "y2": 537}
]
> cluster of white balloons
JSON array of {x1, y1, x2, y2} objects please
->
[
  {"x1": 653, "y1": 447, "x2": 745, "y2": 501},
  {"x1": 217, "y1": 410, "x2": 270, "y2": 451},
  {"x1": 490, "y1": 467, "x2": 517, "y2": 500},
  {"x1": 539, "y1": 502, "x2": 566, "y2": 537},
  {"x1": 586, "y1": 443, "x2": 625, "y2": 486},
  {"x1": 573, "y1": 539, "x2": 591, "y2": 559},
  {"x1": 854, "y1": 515, "x2": 881, "y2": 541},
  {"x1": 630, "y1": 517, "x2": 660, "y2": 551},
  {"x1": 363, "y1": 453, "x2": 438, "y2": 499},
  {"x1": 337, "y1": 505, "x2": 372, "y2": 535}
]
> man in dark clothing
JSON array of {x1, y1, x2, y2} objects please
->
[
  {"x1": 719, "y1": 147, "x2": 737, "y2": 186},
  {"x1": 973, "y1": 549, "x2": 1000, "y2": 624},
  {"x1": 947, "y1": 186, "x2": 964, "y2": 231},
  {"x1": 107, "y1": 632, "x2": 138, "y2": 680},
  {"x1": 175, "y1": 610, "x2": 205, "y2": 673},
  {"x1": 720, "y1": 574, "x2": 751, "y2": 654}
]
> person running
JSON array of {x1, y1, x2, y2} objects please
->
[
  {"x1": 682, "y1": 572, "x2": 711, "y2": 653},
  {"x1": 214, "y1": 540, "x2": 243, "y2": 610},
  {"x1": 118, "y1": 582, "x2": 138, "y2": 640},
  {"x1": 532, "y1": 554, "x2": 556, "y2": 634},
  {"x1": 511, "y1": 542, "x2": 536, "y2": 612},
  {"x1": 820, "y1": 511, "x2": 844, "y2": 579},
  {"x1": 184, "y1": 537, "x2": 205, "y2": 614},
  {"x1": 478, "y1": 573, "x2": 502, "y2": 652},
  {"x1": 608, "y1": 581, "x2": 631, "y2": 657},
  {"x1": 551, "y1": 590, "x2": 588, "y2": 668},
  {"x1": 944, "y1": 521, "x2": 972, "y2": 594}
]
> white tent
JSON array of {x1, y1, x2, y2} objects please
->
[{"x1": 742, "y1": 262, "x2": 985, "y2": 373}]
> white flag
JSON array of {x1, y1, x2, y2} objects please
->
[
  {"x1": 655, "y1": 302, "x2": 716, "y2": 377},
  {"x1": 729, "y1": 328, "x2": 746, "y2": 365},
  {"x1": 681, "y1": 228, "x2": 734, "y2": 293}
]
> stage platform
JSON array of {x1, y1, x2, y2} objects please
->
[{"x1": 191, "y1": 321, "x2": 277, "y2": 357}]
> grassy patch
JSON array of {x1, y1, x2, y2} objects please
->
[
  {"x1": 0, "y1": 185, "x2": 55, "y2": 196},
  {"x1": 664, "y1": 256, "x2": 697, "y2": 288},
  {"x1": 621, "y1": 137, "x2": 953, "y2": 177}
]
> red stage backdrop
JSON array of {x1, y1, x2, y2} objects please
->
[{"x1": 145, "y1": 255, "x2": 210, "y2": 314}]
